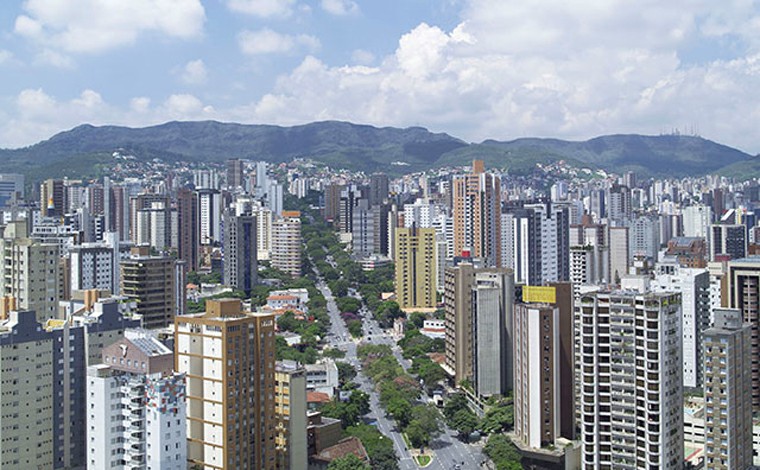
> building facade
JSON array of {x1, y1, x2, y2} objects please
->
[
  {"x1": 576, "y1": 291, "x2": 683, "y2": 469},
  {"x1": 175, "y1": 299, "x2": 276, "y2": 470}
]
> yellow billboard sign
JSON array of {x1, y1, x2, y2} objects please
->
[{"x1": 523, "y1": 286, "x2": 556, "y2": 304}]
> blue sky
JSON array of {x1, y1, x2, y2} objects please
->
[{"x1": 1, "y1": 0, "x2": 760, "y2": 154}]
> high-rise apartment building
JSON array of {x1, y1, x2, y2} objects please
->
[
  {"x1": 0, "y1": 220, "x2": 60, "y2": 321},
  {"x1": 369, "y1": 173, "x2": 389, "y2": 207},
  {"x1": 443, "y1": 263, "x2": 514, "y2": 393},
  {"x1": 175, "y1": 299, "x2": 276, "y2": 470},
  {"x1": 0, "y1": 173, "x2": 24, "y2": 206},
  {"x1": 394, "y1": 226, "x2": 437, "y2": 310},
  {"x1": 254, "y1": 205, "x2": 273, "y2": 261},
  {"x1": 703, "y1": 308, "x2": 753, "y2": 470},
  {"x1": 727, "y1": 256, "x2": 760, "y2": 408},
  {"x1": 352, "y1": 199, "x2": 375, "y2": 257},
  {"x1": 443, "y1": 262, "x2": 475, "y2": 383},
  {"x1": 711, "y1": 224, "x2": 747, "y2": 261},
  {"x1": 121, "y1": 247, "x2": 181, "y2": 328},
  {"x1": 513, "y1": 302, "x2": 560, "y2": 449},
  {"x1": 503, "y1": 202, "x2": 570, "y2": 285},
  {"x1": 471, "y1": 269, "x2": 514, "y2": 397},
  {"x1": 198, "y1": 189, "x2": 223, "y2": 245},
  {"x1": 324, "y1": 184, "x2": 343, "y2": 224},
  {"x1": 274, "y1": 361, "x2": 308, "y2": 470},
  {"x1": 629, "y1": 214, "x2": 660, "y2": 261},
  {"x1": 0, "y1": 299, "x2": 137, "y2": 469},
  {"x1": 40, "y1": 178, "x2": 66, "y2": 217},
  {"x1": 223, "y1": 213, "x2": 258, "y2": 294},
  {"x1": 87, "y1": 331, "x2": 187, "y2": 470},
  {"x1": 227, "y1": 158, "x2": 245, "y2": 189},
  {"x1": 577, "y1": 291, "x2": 682, "y2": 469},
  {"x1": 271, "y1": 211, "x2": 302, "y2": 277},
  {"x1": 452, "y1": 160, "x2": 501, "y2": 266},
  {"x1": 69, "y1": 234, "x2": 120, "y2": 295},
  {"x1": 652, "y1": 266, "x2": 710, "y2": 388},
  {"x1": 683, "y1": 204, "x2": 713, "y2": 239},
  {"x1": 176, "y1": 188, "x2": 199, "y2": 271},
  {"x1": 608, "y1": 226, "x2": 630, "y2": 284}
]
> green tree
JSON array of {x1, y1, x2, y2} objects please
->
[
  {"x1": 481, "y1": 400, "x2": 514, "y2": 434},
  {"x1": 443, "y1": 393, "x2": 469, "y2": 421},
  {"x1": 337, "y1": 361, "x2": 357, "y2": 386},
  {"x1": 345, "y1": 425, "x2": 399, "y2": 470},
  {"x1": 407, "y1": 312, "x2": 427, "y2": 329},
  {"x1": 327, "y1": 454, "x2": 370, "y2": 470},
  {"x1": 450, "y1": 408, "x2": 479, "y2": 441},
  {"x1": 386, "y1": 397, "x2": 413, "y2": 428},
  {"x1": 410, "y1": 404, "x2": 441, "y2": 441},
  {"x1": 405, "y1": 421, "x2": 430, "y2": 449},
  {"x1": 347, "y1": 320, "x2": 363, "y2": 338},
  {"x1": 483, "y1": 434, "x2": 523, "y2": 470}
]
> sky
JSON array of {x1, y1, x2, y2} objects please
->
[{"x1": 1, "y1": 0, "x2": 760, "y2": 154}]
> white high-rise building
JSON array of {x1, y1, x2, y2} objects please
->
[
  {"x1": 608, "y1": 226, "x2": 630, "y2": 284},
  {"x1": 267, "y1": 181, "x2": 284, "y2": 216},
  {"x1": 577, "y1": 290, "x2": 683, "y2": 469},
  {"x1": 87, "y1": 331, "x2": 186, "y2": 470},
  {"x1": 652, "y1": 266, "x2": 710, "y2": 388},
  {"x1": 198, "y1": 189, "x2": 222, "y2": 245},
  {"x1": 254, "y1": 205, "x2": 272, "y2": 261},
  {"x1": 683, "y1": 205, "x2": 713, "y2": 239},
  {"x1": 403, "y1": 200, "x2": 445, "y2": 229},
  {"x1": 630, "y1": 214, "x2": 660, "y2": 260},
  {"x1": 70, "y1": 233, "x2": 120, "y2": 295}
]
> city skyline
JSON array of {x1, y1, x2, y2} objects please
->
[{"x1": 2, "y1": 1, "x2": 760, "y2": 155}]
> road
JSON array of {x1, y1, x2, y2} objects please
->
[{"x1": 317, "y1": 280, "x2": 487, "y2": 470}]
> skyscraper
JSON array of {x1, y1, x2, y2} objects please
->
[
  {"x1": 503, "y1": 202, "x2": 569, "y2": 285},
  {"x1": 176, "y1": 188, "x2": 199, "y2": 271},
  {"x1": 120, "y1": 246, "x2": 181, "y2": 328},
  {"x1": 198, "y1": 188, "x2": 223, "y2": 246},
  {"x1": 40, "y1": 178, "x2": 66, "y2": 217},
  {"x1": 727, "y1": 256, "x2": 760, "y2": 408},
  {"x1": 394, "y1": 226, "x2": 437, "y2": 310},
  {"x1": 87, "y1": 331, "x2": 187, "y2": 470},
  {"x1": 0, "y1": 220, "x2": 60, "y2": 321},
  {"x1": 513, "y1": 302, "x2": 560, "y2": 449},
  {"x1": 443, "y1": 263, "x2": 515, "y2": 393},
  {"x1": 0, "y1": 173, "x2": 24, "y2": 206},
  {"x1": 711, "y1": 224, "x2": 747, "y2": 261},
  {"x1": 652, "y1": 266, "x2": 710, "y2": 388},
  {"x1": 271, "y1": 211, "x2": 302, "y2": 277},
  {"x1": 471, "y1": 269, "x2": 514, "y2": 397},
  {"x1": 703, "y1": 308, "x2": 753, "y2": 470},
  {"x1": 369, "y1": 173, "x2": 389, "y2": 207},
  {"x1": 452, "y1": 160, "x2": 501, "y2": 266},
  {"x1": 227, "y1": 158, "x2": 245, "y2": 189},
  {"x1": 223, "y1": 213, "x2": 258, "y2": 295},
  {"x1": 274, "y1": 361, "x2": 308, "y2": 470},
  {"x1": 175, "y1": 299, "x2": 276, "y2": 470},
  {"x1": 0, "y1": 299, "x2": 137, "y2": 469},
  {"x1": 577, "y1": 290, "x2": 682, "y2": 469}
]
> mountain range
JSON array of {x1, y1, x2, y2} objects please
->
[{"x1": 0, "y1": 120, "x2": 756, "y2": 182}]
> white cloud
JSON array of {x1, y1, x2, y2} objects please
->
[
  {"x1": 0, "y1": 50, "x2": 13, "y2": 65},
  {"x1": 226, "y1": 0, "x2": 295, "y2": 17},
  {"x1": 351, "y1": 49, "x2": 375, "y2": 65},
  {"x1": 238, "y1": 29, "x2": 320, "y2": 55},
  {"x1": 35, "y1": 49, "x2": 74, "y2": 68},
  {"x1": 321, "y1": 0, "x2": 359, "y2": 16},
  {"x1": 6, "y1": 0, "x2": 760, "y2": 155},
  {"x1": 14, "y1": 0, "x2": 205, "y2": 54},
  {"x1": 130, "y1": 97, "x2": 151, "y2": 113},
  {"x1": 179, "y1": 59, "x2": 208, "y2": 85}
]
